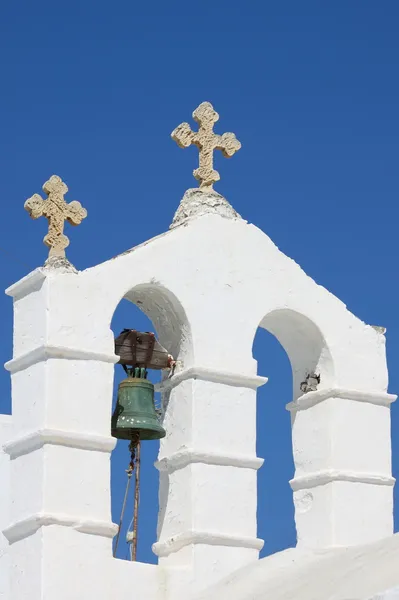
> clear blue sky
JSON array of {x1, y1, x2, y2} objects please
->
[{"x1": 0, "y1": 1, "x2": 398, "y2": 562}]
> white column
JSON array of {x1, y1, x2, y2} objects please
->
[
  {"x1": 0, "y1": 415, "x2": 12, "y2": 600},
  {"x1": 153, "y1": 366, "x2": 267, "y2": 591},
  {"x1": 288, "y1": 388, "x2": 396, "y2": 548},
  {"x1": 3, "y1": 270, "x2": 119, "y2": 600}
]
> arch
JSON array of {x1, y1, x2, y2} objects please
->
[
  {"x1": 109, "y1": 281, "x2": 193, "y2": 366},
  {"x1": 254, "y1": 327, "x2": 295, "y2": 556},
  {"x1": 259, "y1": 309, "x2": 334, "y2": 402},
  {"x1": 254, "y1": 308, "x2": 335, "y2": 553},
  {"x1": 109, "y1": 282, "x2": 192, "y2": 563},
  {"x1": 123, "y1": 282, "x2": 192, "y2": 364}
]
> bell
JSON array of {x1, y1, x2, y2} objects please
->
[{"x1": 111, "y1": 370, "x2": 166, "y2": 441}]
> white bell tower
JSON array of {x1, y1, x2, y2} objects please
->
[{"x1": 0, "y1": 102, "x2": 396, "y2": 600}]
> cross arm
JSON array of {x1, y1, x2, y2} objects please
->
[
  {"x1": 172, "y1": 122, "x2": 195, "y2": 148},
  {"x1": 216, "y1": 132, "x2": 242, "y2": 158},
  {"x1": 66, "y1": 201, "x2": 88, "y2": 226},
  {"x1": 24, "y1": 194, "x2": 45, "y2": 219}
]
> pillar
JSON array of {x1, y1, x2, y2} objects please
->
[
  {"x1": 0, "y1": 415, "x2": 12, "y2": 600},
  {"x1": 153, "y1": 365, "x2": 267, "y2": 591},
  {"x1": 3, "y1": 269, "x2": 119, "y2": 600},
  {"x1": 288, "y1": 387, "x2": 396, "y2": 548}
]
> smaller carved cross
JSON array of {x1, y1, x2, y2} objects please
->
[
  {"x1": 172, "y1": 102, "x2": 241, "y2": 190},
  {"x1": 24, "y1": 175, "x2": 87, "y2": 259}
]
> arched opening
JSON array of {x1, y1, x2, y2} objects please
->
[
  {"x1": 254, "y1": 327, "x2": 295, "y2": 556},
  {"x1": 254, "y1": 309, "x2": 333, "y2": 556},
  {"x1": 110, "y1": 283, "x2": 191, "y2": 563}
]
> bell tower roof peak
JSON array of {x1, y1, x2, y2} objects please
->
[{"x1": 170, "y1": 187, "x2": 242, "y2": 229}]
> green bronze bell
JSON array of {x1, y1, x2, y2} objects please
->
[{"x1": 111, "y1": 368, "x2": 166, "y2": 441}]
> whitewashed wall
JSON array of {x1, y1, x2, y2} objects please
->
[
  {"x1": 0, "y1": 416, "x2": 12, "y2": 600},
  {"x1": 1, "y1": 209, "x2": 396, "y2": 600}
]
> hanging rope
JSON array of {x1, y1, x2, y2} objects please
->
[
  {"x1": 131, "y1": 438, "x2": 141, "y2": 561},
  {"x1": 113, "y1": 433, "x2": 141, "y2": 559}
]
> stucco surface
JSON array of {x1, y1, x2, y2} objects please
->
[
  {"x1": 170, "y1": 188, "x2": 241, "y2": 228},
  {"x1": 0, "y1": 416, "x2": 12, "y2": 600},
  {"x1": 195, "y1": 532, "x2": 399, "y2": 600},
  {"x1": 1, "y1": 209, "x2": 396, "y2": 599}
]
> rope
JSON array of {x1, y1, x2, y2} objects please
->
[
  {"x1": 113, "y1": 453, "x2": 134, "y2": 558},
  {"x1": 113, "y1": 433, "x2": 141, "y2": 559},
  {"x1": 131, "y1": 439, "x2": 141, "y2": 561}
]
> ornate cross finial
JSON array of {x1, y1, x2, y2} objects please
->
[
  {"x1": 172, "y1": 102, "x2": 241, "y2": 190},
  {"x1": 24, "y1": 175, "x2": 87, "y2": 259}
]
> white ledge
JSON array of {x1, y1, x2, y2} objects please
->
[
  {"x1": 155, "y1": 448, "x2": 264, "y2": 472},
  {"x1": 3, "y1": 512, "x2": 118, "y2": 544},
  {"x1": 152, "y1": 530, "x2": 264, "y2": 557},
  {"x1": 5, "y1": 268, "x2": 46, "y2": 299},
  {"x1": 290, "y1": 469, "x2": 396, "y2": 491},
  {"x1": 155, "y1": 366, "x2": 268, "y2": 392},
  {"x1": 5, "y1": 344, "x2": 119, "y2": 373},
  {"x1": 286, "y1": 387, "x2": 397, "y2": 412},
  {"x1": 4, "y1": 428, "x2": 116, "y2": 458}
]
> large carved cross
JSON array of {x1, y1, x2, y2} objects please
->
[
  {"x1": 24, "y1": 175, "x2": 87, "y2": 259},
  {"x1": 172, "y1": 102, "x2": 241, "y2": 190}
]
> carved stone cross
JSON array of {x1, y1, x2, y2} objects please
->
[
  {"x1": 172, "y1": 102, "x2": 241, "y2": 190},
  {"x1": 24, "y1": 175, "x2": 87, "y2": 259}
]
